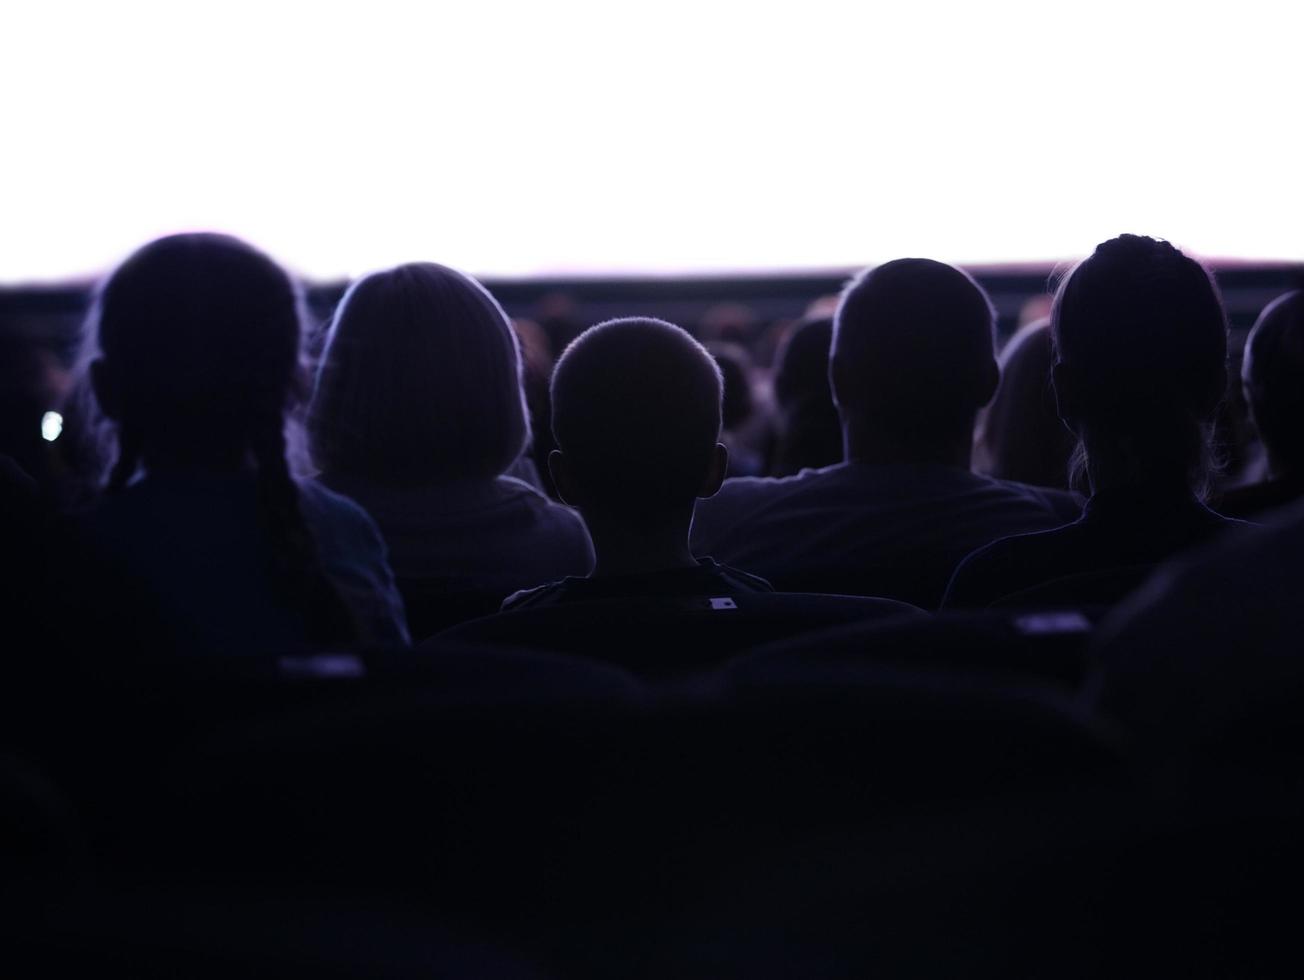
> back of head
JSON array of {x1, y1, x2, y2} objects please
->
[
  {"x1": 774, "y1": 316, "x2": 834, "y2": 411},
  {"x1": 1242, "y1": 291, "x2": 1304, "y2": 476},
  {"x1": 1051, "y1": 235, "x2": 1228, "y2": 492},
  {"x1": 831, "y1": 258, "x2": 998, "y2": 447},
  {"x1": 91, "y1": 233, "x2": 302, "y2": 482},
  {"x1": 707, "y1": 342, "x2": 755, "y2": 432},
  {"x1": 976, "y1": 318, "x2": 1076, "y2": 489},
  {"x1": 88, "y1": 233, "x2": 357, "y2": 646},
  {"x1": 308, "y1": 263, "x2": 528, "y2": 486},
  {"x1": 551, "y1": 317, "x2": 722, "y2": 513},
  {"x1": 772, "y1": 316, "x2": 842, "y2": 475}
]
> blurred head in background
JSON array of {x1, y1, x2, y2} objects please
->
[
  {"x1": 770, "y1": 315, "x2": 842, "y2": 476},
  {"x1": 975, "y1": 318, "x2": 1076, "y2": 489}
]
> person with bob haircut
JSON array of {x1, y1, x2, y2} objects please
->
[
  {"x1": 944, "y1": 234, "x2": 1249, "y2": 609},
  {"x1": 1220, "y1": 290, "x2": 1304, "y2": 518},
  {"x1": 690, "y1": 259, "x2": 1076, "y2": 609},
  {"x1": 503, "y1": 317, "x2": 770, "y2": 609},
  {"x1": 82, "y1": 233, "x2": 409, "y2": 655},
  {"x1": 308, "y1": 263, "x2": 592, "y2": 633}
]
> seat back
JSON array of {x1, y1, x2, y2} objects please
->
[
  {"x1": 734, "y1": 608, "x2": 1098, "y2": 693},
  {"x1": 988, "y1": 564, "x2": 1157, "y2": 614},
  {"x1": 396, "y1": 576, "x2": 512, "y2": 640},
  {"x1": 431, "y1": 592, "x2": 924, "y2": 676}
]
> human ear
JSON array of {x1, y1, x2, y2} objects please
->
[
  {"x1": 548, "y1": 449, "x2": 582, "y2": 507},
  {"x1": 698, "y1": 443, "x2": 729, "y2": 498}
]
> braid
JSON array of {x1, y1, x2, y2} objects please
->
[
  {"x1": 249, "y1": 417, "x2": 359, "y2": 647},
  {"x1": 106, "y1": 430, "x2": 143, "y2": 493}
]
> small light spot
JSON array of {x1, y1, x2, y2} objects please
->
[{"x1": 41, "y1": 411, "x2": 63, "y2": 442}]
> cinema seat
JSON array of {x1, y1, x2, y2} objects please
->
[
  {"x1": 396, "y1": 577, "x2": 514, "y2": 641},
  {"x1": 429, "y1": 592, "x2": 925, "y2": 676},
  {"x1": 986, "y1": 564, "x2": 1158, "y2": 615},
  {"x1": 731, "y1": 608, "x2": 1099, "y2": 694}
]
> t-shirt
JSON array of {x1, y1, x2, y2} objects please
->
[
  {"x1": 86, "y1": 470, "x2": 410, "y2": 655},
  {"x1": 689, "y1": 461, "x2": 1079, "y2": 608},
  {"x1": 502, "y1": 557, "x2": 773, "y2": 611},
  {"x1": 323, "y1": 473, "x2": 594, "y2": 597},
  {"x1": 942, "y1": 487, "x2": 1250, "y2": 610}
]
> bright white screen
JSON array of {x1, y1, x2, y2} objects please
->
[{"x1": 3, "y1": 0, "x2": 1301, "y2": 281}]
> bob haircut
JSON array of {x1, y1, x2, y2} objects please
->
[{"x1": 308, "y1": 263, "x2": 529, "y2": 485}]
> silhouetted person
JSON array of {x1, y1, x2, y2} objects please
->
[
  {"x1": 504, "y1": 318, "x2": 770, "y2": 609},
  {"x1": 690, "y1": 259, "x2": 1076, "y2": 608},
  {"x1": 945, "y1": 235, "x2": 1247, "y2": 610},
  {"x1": 82, "y1": 234, "x2": 408, "y2": 655},
  {"x1": 513, "y1": 317, "x2": 561, "y2": 496},
  {"x1": 0, "y1": 332, "x2": 65, "y2": 501},
  {"x1": 0, "y1": 454, "x2": 44, "y2": 641},
  {"x1": 308, "y1": 263, "x2": 592, "y2": 633},
  {"x1": 1094, "y1": 497, "x2": 1304, "y2": 738},
  {"x1": 708, "y1": 342, "x2": 765, "y2": 477},
  {"x1": 974, "y1": 318, "x2": 1076, "y2": 490},
  {"x1": 1219, "y1": 290, "x2": 1304, "y2": 518},
  {"x1": 768, "y1": 316, "x2": 842, "y2": 477}
]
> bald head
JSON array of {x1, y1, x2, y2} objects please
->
[{"x1": 831, "y1": 258, "x2": 999, "y2": 460}]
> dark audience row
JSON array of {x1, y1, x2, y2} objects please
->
[
  {"x1": 7, "y1": 231, "x2": 1304, "y2": 974},
  {"x1": 2, "y1": 233, "x2": 1303, "y2": 699}
]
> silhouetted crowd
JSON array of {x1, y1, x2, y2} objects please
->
[{"x1": 4, "y1": 232, "x2": 1304, "y2": 975}]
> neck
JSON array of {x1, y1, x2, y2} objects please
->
[
  {"x1": 1080, "y1": 429, "x2": 1198, "y2": 497},
  {"x1": 1084, "y1": 456, "x2": 1192, "y2": 498},
  {"x1": 842, "y1": 421, "x2": 974, "y2": 470},
  {"x1": 582, "y1": 506, "x2": 698, "y2": 578}
]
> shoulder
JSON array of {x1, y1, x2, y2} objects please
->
[
  {"x1": 716, "y1": 465, "x2": 834, "y2": 502},
  {"x1": 704, "y1": 559, "x2": 775, "y2": 593},
  {"x1": 496, "y1": 476, "x2": 585, "y2": 523},
  {"x1": 989, "y1": 476, "x2": 1085, "y2": 522},
  {"x1": 695, "y1": 467, "x2": 838, "y2": 530},
  {"x1": 298, "y1": 479, "x2": 386, "y2": 546},
  {"x1": 501, "y1": 579, "x2": 570, "y2": 612},
  {"x1": 494, "y1": 477, "x2": 593, "y2": 553},
  {"x1": 941, "y1": 525, "x2": 1071, "y2": 609}
]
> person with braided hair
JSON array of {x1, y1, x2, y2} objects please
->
[
  {"x1": 81, "y1": 233, "x2": 408, "y2": 656},
  {"x1": 943, "y1": 235, "x2": 1250, "y2": 610}
]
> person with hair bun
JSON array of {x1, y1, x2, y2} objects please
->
[
  {"x1": 83, "y1": 233, "x2": 409, "y2": 655},
  {"x1": 944, "y1": 234, "x2": 1248, "y2": 610},
  {"x1": 307, "y1": 263, "x2": 592, "y2": 635}
]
